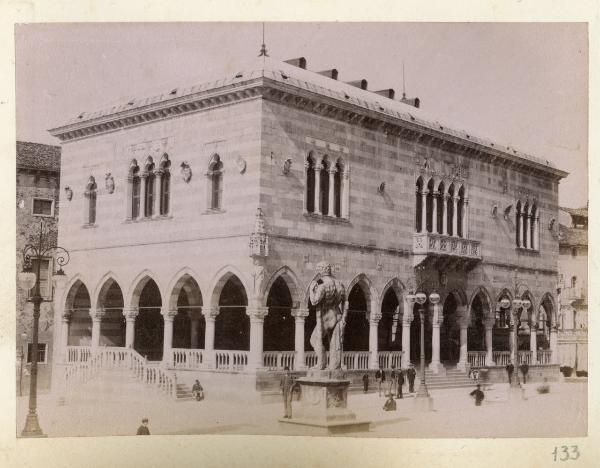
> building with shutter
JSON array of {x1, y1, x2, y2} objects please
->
[{"x1": 16, "y1": 141, "x2": 62, "y2": 394}]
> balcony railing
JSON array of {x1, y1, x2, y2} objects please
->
[
  {"x1": 561, "y1": 287, "x2": 587, "y2": 302},
  {"x1": 413, "y1": 232, "x2": 482, "y2": 264},
  {"x1": 470, "y1": 350, "x2": 553, "y2": 367}
]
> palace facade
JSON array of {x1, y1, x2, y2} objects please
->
[{"x1": 48, "y1": 57, "x2": 567, "y2": 398}]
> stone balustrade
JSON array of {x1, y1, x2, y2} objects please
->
[
  {"x1": 413, "y1": 232, "x2": 482, "y2": 264},
  {"x1": 377, "y1": 351, "x2": 403, "y2": 369},
  {"x1": 214, "y1": 350, "x2": 249, "y2": 371},
  {"x1": 172, "y1": 348, "x2": 205, "y2": 370},
  {"x1": 263, "y1": 351, "x2": 295, "y2": 370}
]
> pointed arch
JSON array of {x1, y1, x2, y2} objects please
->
[
  {"x1": 468, "y1": 286, "x2": 494, "y2": 320},
  {"x1": 426, "y1": 178, "x2": 435, "y2": 232},
  {"x1": 320, "y1": 155, "x2": 330, "y2": 215},
  {"x1": 347, "y1": 273, "x2": 378, "y2": 311},
  {"x1": 444, "y1": 287, "x2": 468, "y2": 308},
  {"x1": 436, "y1": 180, "x2": 446, "y2": 234},
  {"x1": 305, "y1": 152, "x2": 316, "y2": 213},
  {"x1": 208, "y1": 265, "x2": 252, "y2": 308},
  {"x1": 415, "y1": 176, "x2": 425, "y2": 232},
  {"x1": 379, "y1": 277, "x2": 405, "y2": 307},
  {"x1": 125, "y1": 270, "x2": 164, "y2": 310},
  {"x1": 261, "y1": 266, "x2": 303, "y2": 308},
  {"x1": 92, "y1": 271, "x2": 123, "y2": 309},
  {"x1": 60, "y1": 273, "x2": 88, "y2": 310},
  {"x1": 167, "y1": 269, "x2": 203, "y2": 312},
  {"x1": 207, "y1": 153, "x2": 223, "y2": 210}
]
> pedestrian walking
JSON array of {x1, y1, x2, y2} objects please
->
[
  {"x1": 192, "y1": 379, "x2": 204, "y2": 401},
  {"x1": 469, "y1": 384, "x2": 485, "y2": 406},
  {"x1": 396, "y1": 369, "x2": 405, "y2": 399},
  {"x1": 362, "y1": 372, "x2": 369, "y2": 393},
  {"x1": 375, "y1": 367, "x2": 386, "y2": 396},
  {"x1": 136, "y1": 417, "x2": 150, "y2": 435},
  {"x1": 407, "y1": 364, "x2": 416, "y2": 393},
  {"x1": 506, "y1": 363, "x2": 515, "y2": 384},
  {"x1": 280, "y1": 366, "x2": 294, "y2": 419},
  {"x1": 383, "y1": 394, "x2": 397, "y2": 411},
  {"x1": 389, "y1": 366, "x2": 398, "y2": 397},
  {"x1": 520, "y1": 363, "x2": 529, "y2": 384}
]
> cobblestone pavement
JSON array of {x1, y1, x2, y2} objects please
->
[{"x1": 16, "y1": 381, "x2": 586, "y2": 438}]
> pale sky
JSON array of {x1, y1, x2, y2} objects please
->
[{"x1": 15, "y1": 22, "x2": 588, "y2": 207}]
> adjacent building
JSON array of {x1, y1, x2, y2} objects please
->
[
  {"x1": 557, "y1": 205, "x2": 588, "y2": 371},
  {"x1": 47, "y1": 56, "x2": 567, "y2": 399},
  {"x1": 16, "y1": 141, "x2": 61, "y2": 394}
]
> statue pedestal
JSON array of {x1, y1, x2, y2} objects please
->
[{"x1": 279, "y1": 370, "x2": 371, "y2": 435}]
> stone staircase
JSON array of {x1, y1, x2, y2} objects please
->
[
  {"x1": 420, "y1": 366, "x2": 475, "y2": 390},
  {"x1": 66, "y1": 367, "x2": 193, "y2": 403}
]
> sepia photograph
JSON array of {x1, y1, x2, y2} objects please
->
[{"x1": 13, "y1": 21, "x2": 588, "y2": 444}]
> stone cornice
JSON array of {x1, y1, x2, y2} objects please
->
[{"x1": 49, "y1": 74, "x2": 567, "y2": 181}]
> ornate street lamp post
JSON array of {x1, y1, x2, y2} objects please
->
[
  {"x1": 407, "y1": 290, "x2": 439, "y2": 410},
  {"x1": 17, "y1": 219, "x2": 69, "y2": 437},
  {"x1": 18, "y1": 332, "x2": 28, "y2": 397}
]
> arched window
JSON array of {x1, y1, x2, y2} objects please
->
[
  {"x1": 84, "y1": 176, "x2": 97, "y2": 225},
  {"x1": 522, "y1": 202, "x2": 529, "y2": 248},
  {"x1": 415, "y1": 177, "x2": 424, "y2": 232},
  {"x1": 159, "y1": 155, "x2": 171, "y2": 216},
  {"x1": 129, "y1": 160, "x2": 141, "y2": 220},
  {"x1": 571, "y1": 276, "x2": 577, "y2": 288},
  {"x1": 334, "y1": 159, "x2": 343, "y2": 218},
  {"x1": 436, "y1": 182, "x2": 445, "y2": 234},
  {"x1": 515, "y1": 200, "x2": 522, "y2": 247},
  {"x1": 457, "y1": 186, "x2": 465, "y2": 238},
  {"x1": 426, "y1": 179, "x2": 435, "y2": 232},
  {"x1": 320, "y1": 157, "x2": 330, "y2": 216},
  {"x1": 143, "y1": 158, "x2": 155, "y2": 218},
  {"x1": 530, "y1": 203, "x2": 537, "y2": 250},
  {"x1": 305, "y1": 154, "x2": 315, "y2": 213},
  {"x1": 447, "y1": 184, "x2": 455, "y2": 236},
  {"x1": 207, "y1": 154, "x2": 223, "y2": 210}
]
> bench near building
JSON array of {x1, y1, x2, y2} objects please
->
[{"x1": 48, "y1": 56, "x2": 567, "y2": 401}]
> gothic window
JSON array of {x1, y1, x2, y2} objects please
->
[
  {"x1": 522, "y1": 202, "x2": 530, "y2": 248},
  {"x1": 530, "y1": 203, "x2": 537, "y2": 250},
  {"x1": 415, "y1": 177, "x2": 424, "y2": 232},
  {"x1": 306, "y1": 154, "x2": 315, "y2": 213},
  {"x1": 426, "y1": 179, "x2": 435, "y2": 232},
  {"x1": 436, "y1": 181, "x2": 445, "y2": 234},
  {"x1": 320, "y1": 157, "x2": 330, "y2": 216},
  {"x1": 447, "y1": 184, "x2": 455, "y2": 236},
  {"x1": 334, "y1": 159, "x2": 343, "y2": 217},
  {"x1": 84, "y1": 176, "x2": 97, "y2": 225},
  {"x1": 130, "y1": 162, "x2": 141, "y2": 219},
  {"x1": 515, "y1": 200, "x2": 522, "y2": 247},
  {"x1": 145, "y1": 172, "x2": 155, "y2": 217},
  {"x1": 207, "y1": 154, "x2": 223, "y2": 210},
  {"x1": 571, "y1": 276, "x2": 577, "y2": 288},
  {"x1": 159, "y1": 155, "x2": 171, "y2": 216},
  {"x1": 457, "y1": 185, "x2": 465, "y2": 238}
]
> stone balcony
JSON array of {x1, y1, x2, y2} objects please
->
[{"x1": 413, "y1": 232, "x2": 482, "y2": 269}]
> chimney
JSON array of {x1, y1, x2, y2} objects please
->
[
  {"x1": 374, "y1": 89, "x2": 395, "y2": 99},
  {"x1": 400, "y1": 95, "x2": 420, "y2": 109},
  {"x1": 317, "y1": 69, "x2": 338, "y2": 80},
  {"x1": 284, "y1": 57, "x2": 307, "y2": 69},
  {"x1": 346, "y1": 79, "x2": 368, "y2": 90}
]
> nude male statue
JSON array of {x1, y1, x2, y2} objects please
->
[{"x1": 308, "y1": 263, "x2": 348, "y2": 371}]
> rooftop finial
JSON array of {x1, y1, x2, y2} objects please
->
[{"x1": 258, "y1": 22, "x2": 269, "y2": 59}]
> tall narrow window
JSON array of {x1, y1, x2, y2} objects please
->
[
  {"x1": 426, "y1": 179, "x2": 434, "y2": 232},
  {"x1": 320, "y1": 158, "x2": 329, "y2": 215},
  {"x1": 457, "y1": 186, "x2": 465, "y2": 238},
  {"x1": 306, "y1": 155, "x2": 315, "y2": 213},
  {"x1": 447, "y1": 184, "x2": 455, "y2": 236},
  {"x1": 158, "y1": 155, "x2": 171, "y2": 216},
  {"x1": 207, "y1": 154, "x2": 223, "y2": 210},
  {"x1": 132, "y1": 171, "x2": 141, "y2": 219},
  {"x1": 334, "y1": 159, "x2": 343, "y2": 217},
  {"x1": 160, "y1": 171, "x2": 170, "y2": 215},
  {"x1": 145, "y1": 172, "x2": 155, "y2": 217},
  {"x1": 522, "y1": 202, "x2": 529, "y2": 248},
  {"x1": 84, "y1": 176, "x2": 97, "y2": 225},
  {"x1": 515, "y1": 200, "x2": 522, "y2": 247},
  {"x1": 436, "y1": 182, "x2": 445, "y2": 234},
  {"x1": 415, "y1": 177, "x2": 424, "y2": 232},
  {"x1": 530, "y1": 203, "x2": 537, "y2": 250}
]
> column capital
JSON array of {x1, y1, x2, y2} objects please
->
[
  {"x1": 432, "y1": 312, "x2": 444, "y2": 327},
  {"x1": 328, "y1": 167, "x2": 338, "y2": 175},
  {"x1": 123, "y1": 308, "x2": 139, "y2": 321},
  {"x1": 161, "y1": 308, "x2": 178, "y2": 321},
  {"x1": 402, "y1": 312, "x2": 414, "y2": 325},
  {"x1": 202, "y1": 307, "x2": 220, "y2": 320},
  {"x1": 246, "y1": 307, "x2": 269, "y2": 321},
  {"x1": 369, "y1": 312, "x2": 382, "y2": 324},
  {"x1": 483, "y1": 317, "x2": 496, "y2": 329},
  {"x1": 89, "y1": 308, "x2": 105, "y2": 321},
  {"x1": 291, "y1": 308, "x2": 309, "y2": 319},
  {"x1": 187, "y1": 309, "x2": 203, "y2": 321},
  {"x1": 60, "y1": 311, "x2": 72, "y2": 322}
]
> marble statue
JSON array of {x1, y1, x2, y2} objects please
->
[{"x1": 308, "y1": 263, "x2": 348, "y2": 371}]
